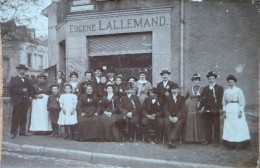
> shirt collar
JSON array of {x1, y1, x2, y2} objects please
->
[{"x1": 209, "y1": 83, "x2": 216, "y2": 89}]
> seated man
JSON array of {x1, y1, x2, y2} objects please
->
[
  {"x1": 164, "y1": 84, "x2": 185, "y2": 148},
  {"x1": 119, "y1": 85, "x2": 141, "y2": 142},
  {"x1": 141, "y1": 88, "x2": 164, "y2": 143}
]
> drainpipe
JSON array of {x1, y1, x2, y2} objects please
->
[{"x1": 180, "y1": 0, "x2": 184, "y2": 93}]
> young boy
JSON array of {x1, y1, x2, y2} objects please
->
[{"x1": 47, "y1": 84, "x2": 61, "y2": 138}]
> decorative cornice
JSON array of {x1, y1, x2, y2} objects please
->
[{"x1": 56, "y1": 6, "x2": 172, "y2": 30}]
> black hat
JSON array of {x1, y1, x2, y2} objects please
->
[
  {"x1": 69, "y1": 71, "x2": 78, "y2": 78},
  {"x1": 160, "y1": 70, "x2": 171, "y2": 75},
  {"x1": 50, "y1": 83, "x2": 59, "y2": 89},
  {"x1": 139, "y1": 69, "x2": 147, "y2": 75},
  {"x1": 206, "y1": 71, "x2": 218, "y2": 78},
  {"x1": 37, "y1": 73, "x2": 47, "y2": 79},
  {"x1": 64, "y1": 83, "x2": 72, "y2": 89},
  {"x1": 93, "y1": 67, "x2": 103, "y2": 72},
  {"x1": 106, "y1": 84, "x2": 114, "y2": 89},
  {"x1": 127, "y1": 76, "x2": 137, "y2": 82},
  {"x1": 149, "y1": 87, "x2": 160, "y2": 94},
  {"x1": 226, "y1": 75, "x2": 237, "y2": 82},
  {"x1": 170, "y1": 83, "x2": 179, "y2": 90},
  {"x1": 16, "y1": 64, "x2": 28, "y2": 70},
  {"x1": 191, "y1": 73, "x2": 201, "y2": 81}
]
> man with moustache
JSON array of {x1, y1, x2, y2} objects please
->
[
  {"x1": 93, "y1": 67, "x2": 103, "y2": 84},
  {"x1": 9, "y1": 64, "x2": 32, "y2": 139},
  {"x1": 157, "y1": 70, "x2": 178, "y2": 105},
  {"x1": 164, "y1": 84, "x2": 185, "y2": 148}
]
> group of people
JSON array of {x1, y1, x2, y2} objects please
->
[{"x1": 9, "y1": 64, "x2": 251, "y2": 150}]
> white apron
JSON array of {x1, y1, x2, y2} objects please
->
[
  {"x1": 29, "y1": 94, "x2": 53, "y2": 131},
  {"x1": 222, "y1": 103, "x2": 250, "y2": 142}
]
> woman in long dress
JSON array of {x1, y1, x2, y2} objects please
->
[
  {"x1": 77, "y1": 85, "x2": 102, "y2": 141},
  {"x1": 184, "y1": 74, "x2": 205, "y2": 143},
  {"x1": 99, "y1": 85, "x2": 121, "y2": 142},
  {"x1": 134, "y1": 70, "x2": 152, "y2": 105},
  {"x1": 222, "y1": 75, "x2": 250, "y2": 150},
  {"x1": 30, "y1": 74, "x2": 52, "y2": 133}
]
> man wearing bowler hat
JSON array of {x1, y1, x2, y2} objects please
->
[
  {"x1": 157, "y1": 70, "x2": 178, "y2": 104},
  {"x1": 9, "y1": 64, "x2": 32, "y2": 139},
  {"x1": 164, "y1": 84, "x2": 185, "y2": 148},
  {"x1": 198, "y1": 71, "x2": 223, "y2": 147}
]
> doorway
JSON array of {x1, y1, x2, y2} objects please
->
[{"x1": 89, "y1": 53, "x2": 152, "y2": 83}]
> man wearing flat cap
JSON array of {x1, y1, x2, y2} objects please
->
[
  {"x1": 198, "y1": 71, "x2": 223, "y2": 147},
  {"x1": 9, "y1": 64, "x2": 33, "y2": 139},
  {"x1": 157, "y1": 70, "x2": 178, "y2": 105},
  {"x1": 164, "y1": 83, "x2": 185, "y2": 148}
]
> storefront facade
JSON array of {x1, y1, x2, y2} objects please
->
[{"x1": 42, "y1": 0, "x2": 260, "y2": 107}]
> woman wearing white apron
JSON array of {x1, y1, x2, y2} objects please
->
[
  {"x1": 222, "y1": 75, "x2": 250, "y2": 150},
  {"x1": 29, "y1": 74, "x2": 52, "y2": 133}
]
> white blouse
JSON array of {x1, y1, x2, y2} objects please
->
[{"x1": 222, "y1": 86, "x2": 246, "y2": 111}]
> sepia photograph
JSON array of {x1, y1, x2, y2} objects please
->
[{"x1": 0, "y1": 0, "x2": 259, "y2": 167}]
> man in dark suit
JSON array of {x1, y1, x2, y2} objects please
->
[
  {"x1": 93, "y1": 67, "x2": 103, "y2": 84},
  {"x1": 157, "y1": 70, "x2": 178, "y2": 105},
  {"x1": 9, "y1": 64, "x2": 32, "y2": 139},
  {"x1": 78, "y1": 71, "x2": 96, "y2": 98},
  {"x1": 141, "y1": 88, "x2": 164, "y2": 143},
  {"x1": 119, "y1": 85, "x2": 141, "y2": 142},
  {"x1": 164, "y1": 84, "x2": 185, "y2": 148},
  {"x1": 199, "y1": 71, "x2": 223, "y2": 147}
]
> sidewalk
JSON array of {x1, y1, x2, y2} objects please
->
[
  {"x1": 1, "y1": 120, "x2": 258, "y2": 168},
  {"x1": 1, "y1": 102, "x2": 259, "y2": 168}
]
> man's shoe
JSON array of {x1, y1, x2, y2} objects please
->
[
  {"x1": 10, "y1": 134, "x2": 16, "y2": 139},
  {"x1": 19, "y1": 133, "x2": 29, "y2": 136},
  {"x1": 214, "y1": 142, "x2": 220, "y2": 147},
  {"x1": 168, "y1": 140, "x2": 176, "y2": 148},
  {"x1": 202, "y1": 141, "x2": 211, "y2": 145}
]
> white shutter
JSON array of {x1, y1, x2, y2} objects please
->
[{"x1": 88, "y1": 32, "x2": 152, "y2": 56}]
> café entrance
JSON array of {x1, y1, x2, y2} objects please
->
[{"x1": 89, "y1": 53, "x2": 152, "y2": 83}]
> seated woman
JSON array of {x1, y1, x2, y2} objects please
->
[
  {"x1": 99, "y1": 84, "x2": 121, "y2": 142},
  {"x1": 76, "y1": 85, "x2": 102, "y2": 141}
]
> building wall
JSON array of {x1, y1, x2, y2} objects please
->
[
  {"x1": 183, "y1": 1, "x2": 260, "y2": 107},
  {"x1": 45, "y1": 0, "x2": 259, "y2": 107}
]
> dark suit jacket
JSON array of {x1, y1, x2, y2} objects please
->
[
  {"x1": 157, "y1": 80, "x2": 178, "y2": 99},
  {"x1": 199, "y1": 84, "x2": 224, "y2": 111},
  {"x1": 10, "y1": 75, "x2": 32, "y2": 106},
  {"x1": 120, "y1": 94, "x2": 141, "y2": 117},
  {"x1": 164, "y1": 94, "x2": 185, "y2": 119},
  {"x1": 142, "y1": 97, "x2": 163, "y2": 118}
]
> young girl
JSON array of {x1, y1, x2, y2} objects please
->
[{"x1": 57, "y1": 84, "x2": 78, "y2": 140}]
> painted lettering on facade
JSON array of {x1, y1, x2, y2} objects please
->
[{"x1": 69, "y1": 16, "x2": 166, "y2": 33}]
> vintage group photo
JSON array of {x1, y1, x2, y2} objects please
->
[{"x1": 1, "y1": 0, "x2": 259, "y2": 168}]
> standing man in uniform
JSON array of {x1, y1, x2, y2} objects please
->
[
  {"x1": 199, "y1": 71, "x2": 223, "y2": 147},
  {"x1": 10, "y1": 64, "x2": 32, "y2": 139}
]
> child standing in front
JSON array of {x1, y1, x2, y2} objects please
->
[
  {"x1": 57, "y1": 84, "x2": 78, "y2": 140},
  {"x1": 47, "y1": 84, "x2": 61, "y2": 138}
]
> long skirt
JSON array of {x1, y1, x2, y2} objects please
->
[
  {"x1": 184, "y1": 98, "x2": 205, "y2": 142},
  {"x1": 222, "y1": 103, "x2": 250, "y2": 142},
  {"x1": 29, "y1": 94, "x2": 52, "y2": 131},
  {"x1": 100, "y1": 114, "x2": 119, "y2": 140},
  {"x1": 78, "y1": 115, "x2": 102, "y2": 140}
]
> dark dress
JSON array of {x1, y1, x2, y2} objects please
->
[
  {"x1": 99, "y1": 94, "x2": 121, "y2": 141},
  {"x1": 97, "y1": 83, "x2": 107, "y2": 100},
  {"x1": 184, "y1": 86, "x2": 205, "y2": 142},
  {"x1": 76, "y1": 93, "x2": 102, "y2": 140}
]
